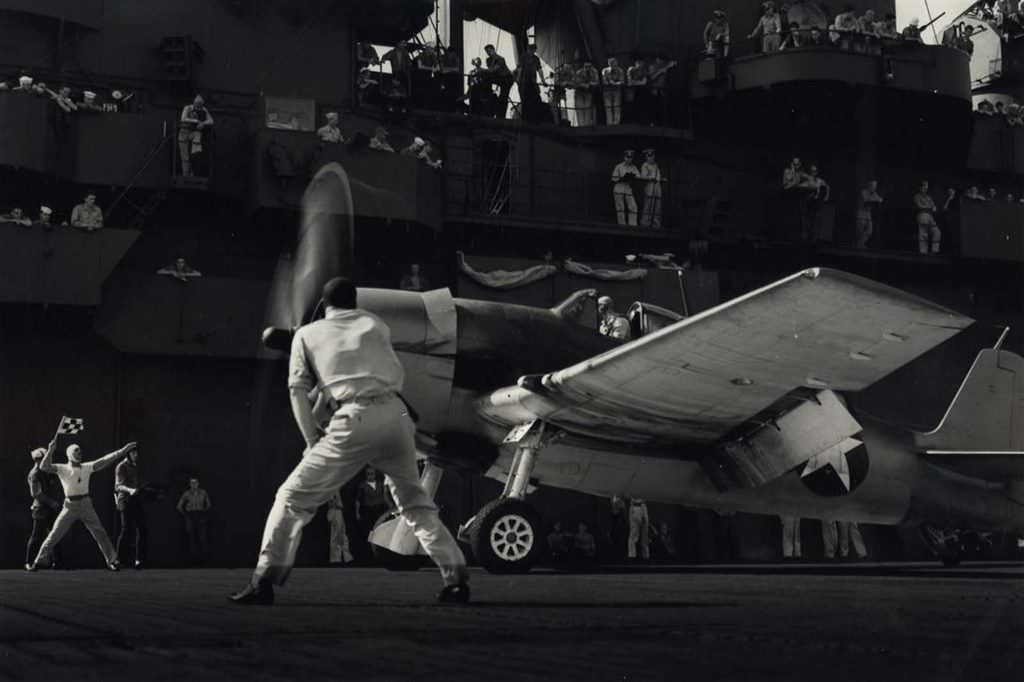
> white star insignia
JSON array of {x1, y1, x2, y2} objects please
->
[{"x1": 801, "y1": 438, "x2": 862, "y2": 492}]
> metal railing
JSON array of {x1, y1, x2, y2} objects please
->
[
  {"x1": 443, "y1": 161, "x2": 701, "y2": 234},
  {"x1": 355, "y1": 65, "x2": 679, "y2": 128},
  {"x1": 706, "y1": 28, "x2": 950, "y2": 61}
]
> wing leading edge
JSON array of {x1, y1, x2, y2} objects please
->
[{"x1": 477, "y1": 268, "x2": 973, "y2": 445}]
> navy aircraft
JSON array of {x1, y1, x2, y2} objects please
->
[{"x1": 265, "y1": 164, "x2": 1024, "y2": 573}]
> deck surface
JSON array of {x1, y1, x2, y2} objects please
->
[{"x1": 1, "y1": 563, "x2": 1022, "y2": 681}]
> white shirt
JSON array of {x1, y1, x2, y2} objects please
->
[
  {"x1": 600, "y1": 314, "x2": 631, "y2": 340},
  {"x1": 612, "y1": 162, "x2": 640, "y2": 187},
  {"x1": 54, "y1": 462, "x2": 95, "y2": 497},
  {"x1": 289, "y1": 309, "x2": 404, "y2": 402}
]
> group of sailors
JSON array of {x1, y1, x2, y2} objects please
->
[{"x1": 703, "y1": 3, "x2": 958, "y2": 58}]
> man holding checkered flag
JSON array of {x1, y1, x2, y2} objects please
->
[{"x1": 27, "y1": 416, "x2": 137, "y2": 572}]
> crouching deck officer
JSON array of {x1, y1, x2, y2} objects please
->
[{"x1": 230, "y1": 277, "x2": 470, "y2": 604}]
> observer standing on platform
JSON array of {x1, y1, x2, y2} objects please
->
[{"x1": 230, "y1": 278, "x2": 469, "y2": 605}]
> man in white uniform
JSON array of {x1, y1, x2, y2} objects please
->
[
  {"x1": 28, "y1": 439, "x2": 136, "y2": 571},
  {"x1": 611, "y1": 149, "x2": 640, "y2": 225},
  {"x1": 627, "y1": 499, "x2": 650, "y2": 560},
  {"x1": 230, "y1": 278, "x2": 469, "y2": 604}
]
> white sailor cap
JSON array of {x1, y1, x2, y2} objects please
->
[
  {"x1": 326, "y1": 111, "x2": 338, "y2": 120},
  {"x1": 413, "y1": 136, "x2": 426, "y2": 146},
  {"x1": 83, "y1": 90, "x2": 96, "y2": 99},
  {"x1": 597, "y1": 295, "x2": 613, "y2": 305},
  {"x1": 40, "y1": 206, "x2": 52, "y2": 215},
  {"x1": 19, "y1": 75, "x2": 33, "y2": 86}
]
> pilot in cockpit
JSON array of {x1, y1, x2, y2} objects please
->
[
  {"x1": 597, "y1": 295, "x2": 631, "y2": 341},
  {"x1": 552, "y1": 289, "x2": 632, "y2": 341}
]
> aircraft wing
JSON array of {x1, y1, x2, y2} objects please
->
[{"x1": 477, "y1": 268, "x2": 973, "y2": 445}]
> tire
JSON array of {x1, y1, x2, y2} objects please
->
[
  {"x1": 469, "y1": 498, "x2": 544, "y2": 574},
  {"x1": 370, "y1": 512, "x2": 427, "y2": 572}
]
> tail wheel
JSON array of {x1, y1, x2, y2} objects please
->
[
  {"x1": 370, "y1": 512, "x2": 427, "y2": 572},
  {"x1": 469, "y1": 498, "x2": 544, "y2": 574}
]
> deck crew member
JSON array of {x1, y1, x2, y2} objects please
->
[
  {"x1": 230, "y1": 277, "x2": 469, "y2": 604},
  {"x1": 822, "y1": 520, "x2": 868, "y2": 560},
  {"x1": 114, "y1": 446, "x2": 148, "y2": 569},
  {"x1": 26, "y1": 447, "x2": 62, "y2": 570},
  {"x1": 780, "y1": 515, "x2": 802, "y2": 559},
  {"x1": 326, "y1": 489, "x2": 354, "y2": 565},
  {"x1": 177, "y1": 477, "x2": 212, "y2": 565},
  {"x1": 627, "y1": 499, "x2": 650, "y2": 560},
  {"x1": 28, "y1": 439, "x2": 136, "y2": 571}
]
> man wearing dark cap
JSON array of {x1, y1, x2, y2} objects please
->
[
  {"x1": 114, "y1": 446, "x2": 148, "y2": 569},
  {"x1": 230, "y1": 278, "x2": 470, "y2": 605}
]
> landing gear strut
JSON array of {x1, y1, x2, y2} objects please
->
[{"x1": 462, "y1": 421, "x2": 552, "y2": 574}]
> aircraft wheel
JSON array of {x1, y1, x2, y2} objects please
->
[
  {"x1": 371, "y1": 512, "x2": 426, "y2": 572},
  {"x1": 469, "y1": 498, "x2": 543, "y2": 574}
]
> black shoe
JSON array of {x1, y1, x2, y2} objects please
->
[
  {"x1": 229, "y1": 581, "x2": 275, "y2": 605},
  {"x1": 437, "y1": 582, "x2": 470, "y2": 604},
  {"x1": 107, "y1": 561, "x2": 120, "y2": 572}
]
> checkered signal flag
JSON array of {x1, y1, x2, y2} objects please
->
[{"x1": 56, "y1": 416, "x2": 85, "y2": 435}]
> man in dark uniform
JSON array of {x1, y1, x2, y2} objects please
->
[
  {"x1": 114, "y1": 446, "x2": 148, "y2": 569},
  {"x1": 26, "y1": 447, "x2": 62, "y2": 570},
  {"x1": 484, "y1": 44, "x2": 513, "y2": 118},
  {"x1": 229, "y1": 278, "x2": 469, "y2": 605}
]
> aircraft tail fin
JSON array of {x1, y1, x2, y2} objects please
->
[{"x1": 916, "y1": 347, "x2": 1024, "y2": 454}]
